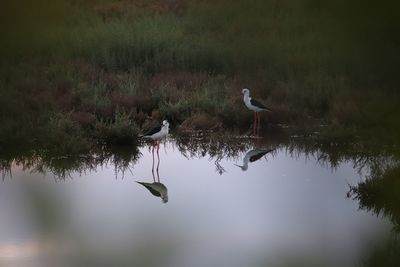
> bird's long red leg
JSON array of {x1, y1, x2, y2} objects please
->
[
  {"x1": 151, "y1": 145, "x2": 156, "y2": 182},
  {"x1": 253, "y1": 112, "x2": 256, "y2": 135},
  {"x1": 257, "y1": 112, "x2": 261, "y2": 133},
  {"x1": 255, "y1": 113, "x2": 258, "y2": 136},
  {"x1": 156, "y1": 148, "x2": 160, "y2": 183},
  {"x1": 254, "y1": 113, "x2": 257, "y2": 136}
]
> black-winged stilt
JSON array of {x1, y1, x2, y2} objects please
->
[
  {"x1": 141, "y1": 120, "x2": 169, "y2": 147},
  {"x1": 234, "y1": 148, "x2": 274, "y2": 171},
  {"x1": 241, "y1": 88, "x2": 271, "y2": 133}
]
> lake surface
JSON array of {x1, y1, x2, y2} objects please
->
[{"x1": 0, "y1": 135, "x2": 397, "y2": 267}]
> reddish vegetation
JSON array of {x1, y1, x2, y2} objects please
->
[{"x1": 180, "y1": 113, "x2": 222, "y2": 132}]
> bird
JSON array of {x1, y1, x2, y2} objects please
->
[
  {"x1": 234, "y1": 148, "x2": 274, "y2": 171},
  {"x1": 141, "y1": 120, "x2": 169, "y2": 146},
  {"x1": 241, "y1": 88, "x2": 271, "y2": 133},
  {"x1": 136, "y1": 181, "x2": 168, "y2": 203},
  {"x1": 136, "y1": 133, "x2": 168, "y2": 203}
]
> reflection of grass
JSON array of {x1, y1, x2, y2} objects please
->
[
  {"x1": 1, "y1": 126, "x2": 399, "y2": 188},
  {"x1": 12, "y1": 144, "x2": 141, "y2": 180},
  {"x1": 359, "y1": 237, "x2": 400, "y2": 267},
  {"x1": 173, "y1": 130, "x2": 399, "y2": 177},
  {"x1": 0, "y1": 159, "x2": 12, "y2": 180},
  {"x1": 349, "y1": 165, "x2": 400, "y2": 231}
]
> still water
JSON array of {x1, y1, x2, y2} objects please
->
[{"x1": 0, "y1": 136, "x2": 395, "y2": 267}]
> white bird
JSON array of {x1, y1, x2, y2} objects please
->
[
  {"x1": 242, "y1": 88, "x2": 271, "y2": 133},
  {"x1": 141, "y1": 120, "x2": 169, "y2": 145},
  {"x1": 234, "y1": 148, "x2": 274, "y2": 171}
]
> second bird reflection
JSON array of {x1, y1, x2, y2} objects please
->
[
  {"x1": 235, "y1": 148, "x2": 274, "y2": 171},
  {"x1": 136, "y1": 142, "x2": 168, "y2": 203}
]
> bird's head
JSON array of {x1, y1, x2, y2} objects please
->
[
  {"x1": 241, "y1": 88, "x2": 250, "y2": 96},
  {"x1": 162, "y1": 195, "x2": 168, "y2": 203},
  {"x1": 162, "y1": 120, "x2": 169, "y2": 128}
]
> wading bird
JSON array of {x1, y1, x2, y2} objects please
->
[
  {"x1": 242, "y1": 88, "x2": 271, "y2": 134},
  {"x1": 141, "y1": 120, "x2": 169, "y2": 149}
]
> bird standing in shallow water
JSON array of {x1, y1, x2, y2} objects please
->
[
  {"x1": 141, "y1": 120, "x2": 169, "y2": 150},
  {"x1": 242, "y1": 88, "x2": 271, "y2": 135}
]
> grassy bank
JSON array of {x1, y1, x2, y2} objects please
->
[{"x1": 1, "y1": 0, "x2": 399, "y2": 151}]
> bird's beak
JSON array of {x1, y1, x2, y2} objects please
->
[{"x1": 234, "y1": 164, "x2": 244, "y2": 169}]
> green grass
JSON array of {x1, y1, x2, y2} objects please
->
[{"x1": 0, "y1": 0, "x2": 399, "y2": 151}]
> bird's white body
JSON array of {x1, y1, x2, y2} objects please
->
[
  {"x1": 143, "y1": 120, "x2": 169, "y2": 141},
  {"x1": 147, "y1": 127, "x2": 168, "y2": 140},
  {"x1": 242, "y1": 88, "x2": 269, "y2": 112}
]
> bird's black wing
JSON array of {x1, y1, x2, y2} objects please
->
[
  {"x1": 250, "y1": 98, "x2": 272, "y2": 112},
  {"x1": 143, "y1": 125, "x2": 162, "y2": 136},
  {"x1": 249, "y1": 149, "x2": 274, "y2": 162},
  {"x1": 137, "y1": 182, "x2": 161, "y2": 197}
]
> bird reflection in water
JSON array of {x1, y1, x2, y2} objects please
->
[
  {"x1": 136, "y1": 139, "x2": 168, "y2": 203},
  {"x1": 234, "y1": 148, "x2": 274, "y2": 171}
]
